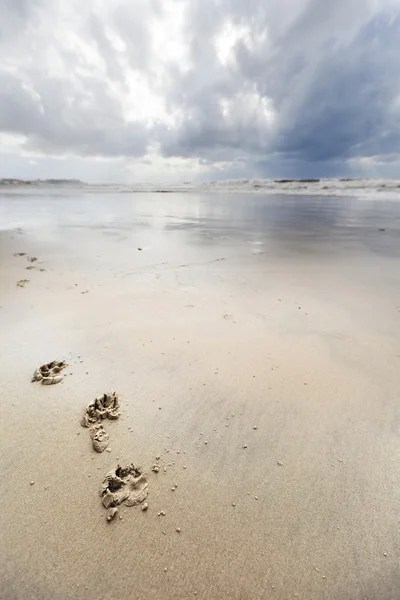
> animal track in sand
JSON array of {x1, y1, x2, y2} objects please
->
[
  {"x1": 81, "y1": 392, "x2": 121, "y2": 452},
  {"x1": 17, "y1": 279, "x2": 29, "y2": 288},
  {"x1": 26, "y1": 265, "x2": 46, "y2": 271},
  {"x1": 32, "y1": 360, "x2": 67, "y2": 385},
  {"x1": 81, "y1": 392, "x2": 121, "y2": 426},
  {"x1": 90, "y1": 423, "x2": 110, "y2": 453},
  {"x1": 100, "y1": 464, "x2": 149, "y2": 520}
]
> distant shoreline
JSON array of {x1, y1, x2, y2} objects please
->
[
  {"x1": 0, "y1": 177, "x2": 386, "y2": 187},
  {"x1": 1, "y1": 177, "x2": 400, "y2": 199},
  {"x1": 0, "y1": 178, "x2": 83, "y2": 186}
]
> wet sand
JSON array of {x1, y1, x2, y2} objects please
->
[{"x1": 1, "y1": 191, "x2": 400, "y2": 599}]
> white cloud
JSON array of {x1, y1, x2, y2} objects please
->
[{"x1": 0, "y1": 0, "x2": 400, "y2": 181}]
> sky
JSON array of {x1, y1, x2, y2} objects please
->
[{"x1": 1, "y1": 0, "x2": 400, "y2": 183}]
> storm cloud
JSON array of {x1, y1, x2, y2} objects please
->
[{"x1": 0, "y1": 0, "x2": 400, "y2": 181}]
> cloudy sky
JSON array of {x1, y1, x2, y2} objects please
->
[{"x1": 1, "y1": 0, "x2": 400, "y2": 182}]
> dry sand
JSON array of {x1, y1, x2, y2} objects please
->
[{"x1": 1, "y1": 191, "x2": 400, "y2": 599}]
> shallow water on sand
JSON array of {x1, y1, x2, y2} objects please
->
[{"x1": 1, "y1": 190, "x2": 400, "y2": 248}]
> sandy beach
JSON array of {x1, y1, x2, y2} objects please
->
[{"x1": 1, "y1": 190, "x2": 400, "y2": 600}]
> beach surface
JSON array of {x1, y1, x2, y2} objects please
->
[{"x1": 1, "y1": 190, "x2": 400, "y2": 600}]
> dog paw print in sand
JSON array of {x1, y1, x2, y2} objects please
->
[
  {"x1": 17, "y1": 279, "x2": 29, "y2": 288},
  {"x1": 89, "y1": 423, "x2": 110, "y2": 453},
  {"x1": 100, "y1": 464, "x2": 149, "y2": 521},
  {"x1": 81, "y1": 392, "x2": 121, "y2": 453},
  {"x1": 32, "y1": 360, "x2": 68, "y2": 385}
]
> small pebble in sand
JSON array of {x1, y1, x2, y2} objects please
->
[
  {"x1": 255, "y1": 496, "x2": 258, "y2": 500},
  {"x1": 106, "y1": 448, "x2": 112, "y2": 453},
  {"x1": 176, "y1": 527, "x2": 181, "y2": 533},
  {"x1": 242, "y1": 444, "x2": 247, "y2": 449},
  {"x1": 156, "y1": 455, "x2": 161, "y2": 460},
  {"x1": 164, "y1": 568, "x2": 167, "y2": 572},
  {"x1": 253, "y1": 426, "x2": 258, "y2": 430},
  {"x1": 183, "y1": 465, "x2": 187, "y2": 469},
  {"x1": 171, "y1": 487, "x2": 175, "y2": 492},
  {"x1": 322, "y1": 576, "x2": 326, "y2": 579},
  {"x1": 232, "y1": 503, "x2": 236, "y2": 507},
  {"x1": 119, "y1": 516, "x2": 123, "y2": 520},
  {"x1": 204, "y1": 441, "x2": 208, "y2": 445},
  {"x1": 142, "y1": 503, "x2": 149, "y2": 511},
  {"x1": 383, "y1": 552, "x2": 388, "y2": 557},
  {"x1": 30, "y1": 481, "x2": 35, "y2": 486},
  {"x1": 200, "y1": 432, "x2": 203, "y2": 436},
  {"x1": 159, "y1": 407, "x2": 162, "y2": 410},
  {"x1": 277, "y1": 461, "x2": 283, "y2": 466},
  {"x1": 158, "y1": 511, "x2": 166, "y2": 517}
]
